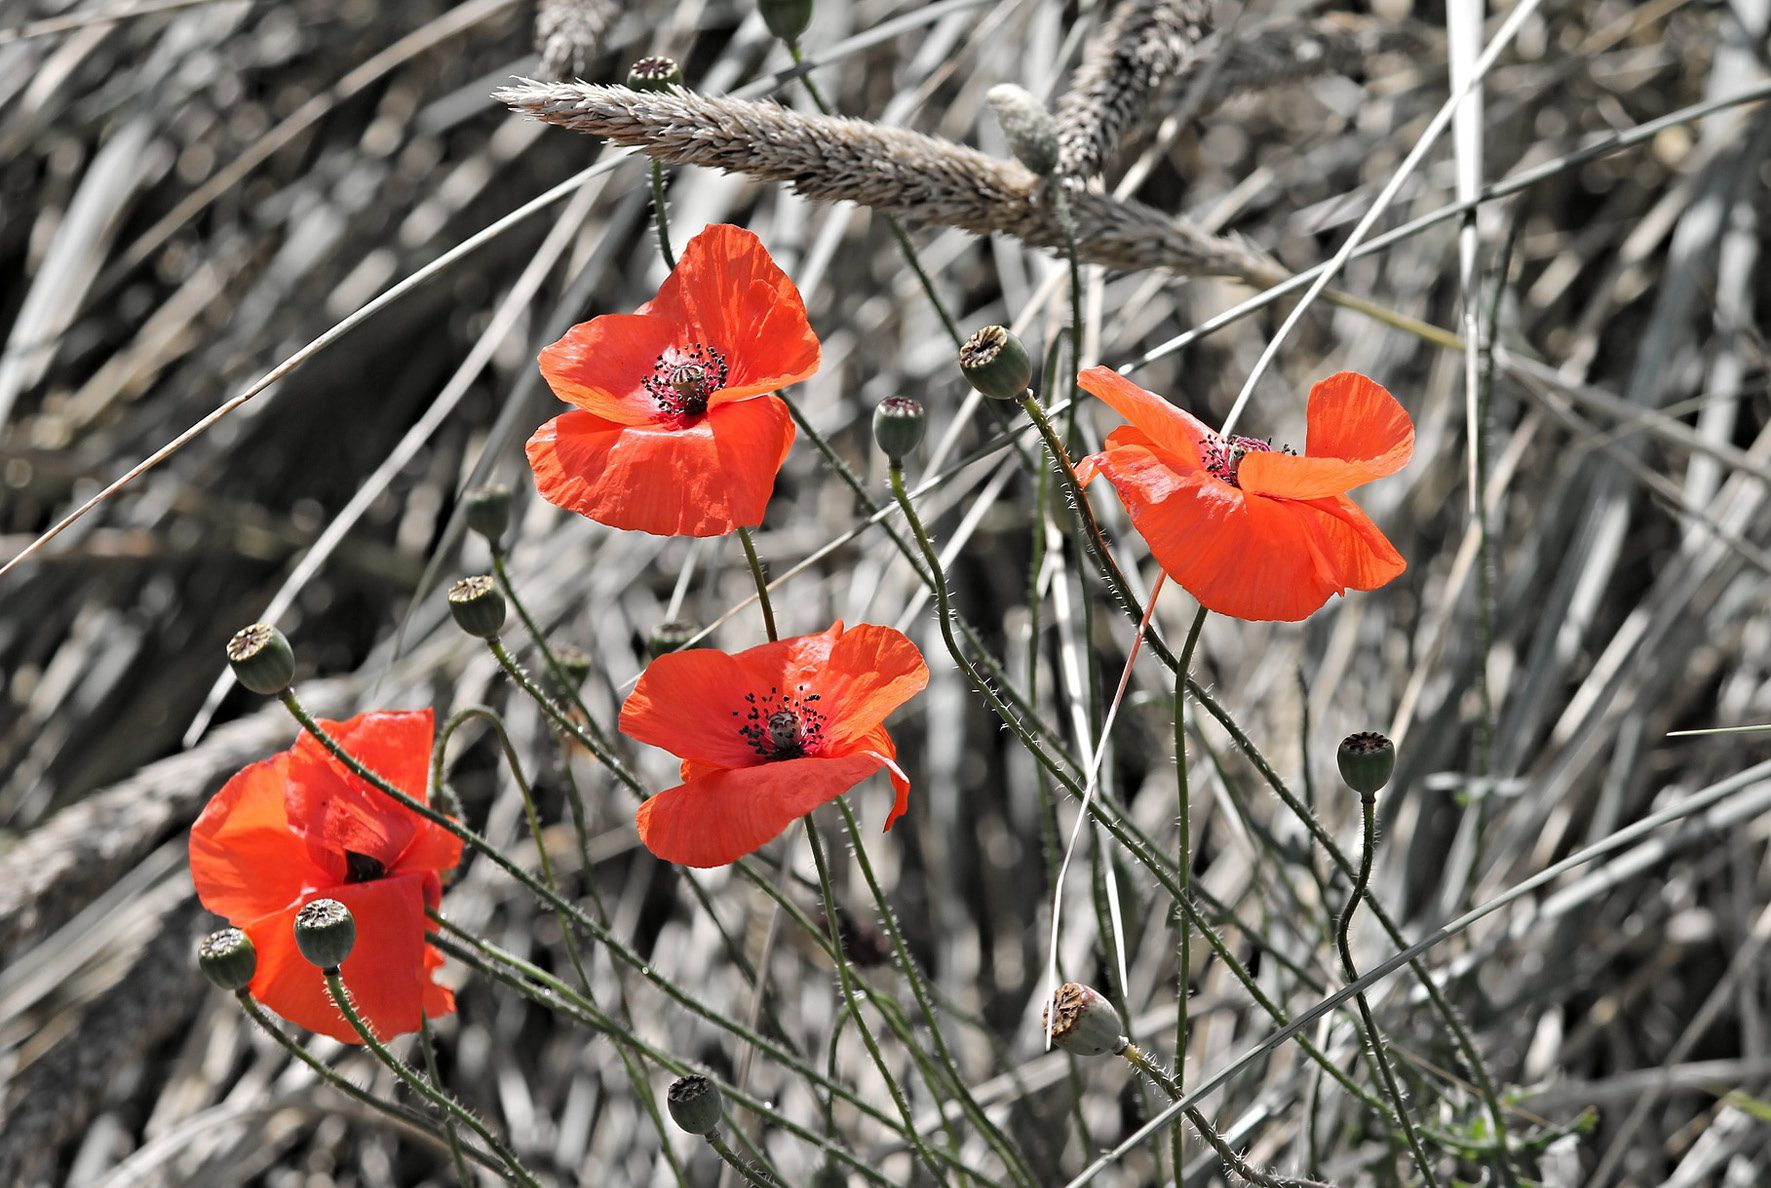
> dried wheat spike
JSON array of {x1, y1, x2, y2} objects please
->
[
  {"x1": 1055, "y1": 0, "x2": 1213, "y2": 182},
  {"x1": 1167, "y1": 15, "x2": 1423, "y2": 113},
  {"x1": 495, "y1": 81, "x2": 1281, "y2": 283},
  {"x1": 536, "y1": 0, "x2": 614, "y2": 81}
]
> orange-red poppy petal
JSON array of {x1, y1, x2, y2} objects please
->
[
  {"x1": 285, "y1": 710, "x2": 435, "y2": 879},
  {"x1": 190, "y1": 753, "x2": 325, "y2": 924},
  {"x1": 538, "y1": 313, "x2": 681, "y2": 426},
  {"x1": 847, "y1": 723, "x2": 912, "y2": 831},
  {"x1": 1078, "y1": 367, "x2": 1211, "y2": 469},
  {"x1": 245, "y1": 874, "x2": 445, "y2": 1044},
  {"x1": 1090, "y1": 443, "x2": 1403, "y2": 621},
  {"x1": 816, "y1": 625, "x2": 930, "y2": 752},
  {"x1": 620, "y1": 647, "x2": 775, "y2": 768},
  {"x1": 1238, "y1": 373, "x2": 1413, "y2": 499},
  {"x1": 634, "y1": 751, "x2": 895, "y2": 867},
  {"x1": 644, "y1": 225, "x2": 820, "y2": 401},
  {"x1": 526, "y1": 395, "x2": 795, "y2": 538}
]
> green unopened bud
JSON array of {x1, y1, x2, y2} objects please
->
[
  {"x1": 198, "y1": 927, "x2": 257, "y2": 991},
  {"x1": 666, "y1": 1074, "x2": 724, "y2": 1135},
  {"x1": 1042, "y1": 982, "x2": 1128, "y2": 1056},
  {"x1": 986, "y1": 84, "x2": 1060, "y2": 177},
  {"x1": 627, "y1": 56, "x2": 684, "y2": 92},
  {"x1": 448, "y1": 575, "x2": 506, "y2": 639},
  {"x1": 294, "y1": 898, "x2": 356, "y2": 969},
  {"x1": 648, "y1": 620, "x2": 699, "y2": 659},
  {"x1": 872, "y1": 396, "x2": 926, "y2": 465},
  {"x1": 759, "y1": 0, "x2": 813, "y2": 43},
  {"x1": 543, "y1": 644, "x2": 593, "y2": 705},
  {"x1": 1338, "y1": 732, "x2": 1395, "y2": 797},
  {"x1": 959, "y1": 325, "x2": 1033, "y2": 400},
  {"x1": 227, "y1": 623, "x2": 295, "y2": 695},
  {"x1": 463, "y1": 485, "x2": 511, "y2": 543}
]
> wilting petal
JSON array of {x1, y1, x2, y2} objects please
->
[
  {"x1": 526, "y1": 395, "x2": 795, "y2": 537},
  {"x1": 1077, "y1": 367, "x2": 1212, "y2": 469},
  {"x1": 190, "y1": 753, "x2": 328, "y2": 923},
  {"x1": 635, "y1": 752, "x2": 895, "y2": 867},
  {"x1": 245, "y1": 874, "x2": 442, "y2": 1044},
  {"x1": 816, "y1": 625, "x2": 930, "y2": 751},
  {"x1": 644, "y1": 225, "x2": 820, "y2": 404},
  {"x1": 285, "y1": 710, "x2": 435, "y2": 880},
  {"x1": 538, "y1": 313, "x2": 681, "y2": 425}
]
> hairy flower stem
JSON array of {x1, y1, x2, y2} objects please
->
[
  {"x1": 1015, "y1": 392, "x2": 1514, "y2": 1152},
  {"x1": 418, "y1": 1015, "x2": 473, "y2": 1186},
  {"x1": 1337, "y1": 795, "x2": 1443, "y2": 1188},
  {"x1": 835, "y1": 800, "x2": 1040, "y2": 1188},
  {"x1": 803, "y1": 816, "x2": 951, "y2": 1184},
  {"x1": 737, "y1": 525, "x2": 779, "y2": 641},
  {"x1": 1171, "y1": 605, "x2": 1208, "y2": 1176},
  {"x1": 232, "y1": 991, "x2": 503, "y2": 1176},
  {"x1": 649, "y1": 161, "x2": 676, "y2": 270},
  {"x1": 706, "y1": 1131, "x2": 777, "y2": 1187},
  {"x1": 322, "y1": 970, "x2": 541, "y2": 1187}
]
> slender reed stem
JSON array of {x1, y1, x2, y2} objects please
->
[
  {"x1": 737, "y1": 525, "x2": 778, "y2": 641},
  {"x1": 649, "y1": 161, "x2": 676, "y2": 270},
  {"x1": 1336, "y1": 794, "x2": 1442, "y2": 1188},
  {"x1": 322, "y1": 970, "x2": 541, "y2": 1187}
]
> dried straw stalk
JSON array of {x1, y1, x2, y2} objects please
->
[
  {"x1": 536, "y1": 0, "x2": 614, "y2": 81},
  {"x1": 1055, "y1": 0, "x2": 1212, "y2": 181},
  {"x1": 1165, "y1": 15, "x2": 1422, "y2": 114},
  {"x1": 495, "y1": 81, "x2": 1280, "y2": 283}
]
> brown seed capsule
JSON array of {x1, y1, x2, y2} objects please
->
[{"x1": 1042, "y1": 982, "x2": 1128, "y2": 1056}]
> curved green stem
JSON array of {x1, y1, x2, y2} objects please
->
[
  {"x1": 1337, "y1": 794, "x2": 1443, "y2": 1188},
  {"x1": 418, "y1": 1014, "x2": 474, "y2": 1186},
  {"x1": 322, "y1": 969, "x2": 540, "y2": 1187},
  {"x1": 737, "y1": 525, "x2": 778, "y2": 641},
  {"x1": 649, "y1": 161, "x2": 676, "y2": 270}
]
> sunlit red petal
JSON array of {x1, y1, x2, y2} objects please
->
[
  {"x1": 190, "y1": 753, "x2": 327, "y2": 924},
  {"x1": 1239, "y1": 373, "x2": 1413, "y2": 499},
  {"x1": 644, "y1": 225, "x2": 820, "y2": 402},
  {"x1": 634, "y1": 752, "x2": 895, "y2": 867},
  {"x1": 244, "y1": 874, "x2": 445, "y2": 1044},
  {"x1": 285, "y1": 710, "x2": 436, "y2": 879},
  {"x1": 848, "y1": 724, "x2": 911, "y2": 831},
  {"x1": 526, "y1": 394, "x2": 794, "y2": 538},
  {"x1": 1078, "y1": 367, "x2": 1212, "y2": 469},
  {"x1": 621, "y1": 647, "x2": 778, "y2": 768},
  {"x1": 1297, "y1": 494, "x2": 1407, "y2": 591},
  {"x1": 538, "y1": 313, "x2": 681, "y2": 425},
  {"x1": 816, "y1": 625, "x2": 929, "y2": 752}
]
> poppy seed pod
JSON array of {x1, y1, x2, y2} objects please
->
[
  {"x1": 1338, "y1": 731, "x2": 1395, "y2": 797},
  {"x1": 198, "y1": 927, "x2": 257, "y2": 991},
  {"x1": 294, "y1": 898, "x2": 357, "y2": 970},
  {"x1": 872, "y1": 396, "x2": 925, "y2": 465},
  {"x1": 959, "y1": 325, "x2": 1033, "y2": 400},
  {"x1": 463, "y1": 485, "x2": 512, "y2": 543},
  {"x1": 759, "y1": 0, "x2": 813, "y2": 43},
  {"x1": 986, "y1": 84, "x2": 1060, "y2": 177},
  {"x1": 647, "y1": 620, "x2": 699, "y2": 659},
  {"x1": 226, "y1": 623, "x2": 296, "y2": 695},
  {"x1": 666, "y1": 1074, "x2": 724, "y2": 1135},
  {"x1": 1042, "y1": 982, "x2": 1128, "y2": 1056},
  {"x1": 627, "y1": 56, "x2": 684, "y2": 92},
  {"x1": 448, "y1": 575, "x2": 506, "y2": 639}
]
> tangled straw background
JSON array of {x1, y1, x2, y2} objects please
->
[{"x1": 2, "y1": 0, "x2": 1769, "y2": 1183}]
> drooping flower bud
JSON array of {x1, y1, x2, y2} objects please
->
[
  {"x1": 648, "y1": 620, "x2": 699, "y2": 659},
  {"x1": 986, "y1": 84, "x2": 1060, "y2": 177},
  {"x1": 198, "y1": 927, "x2": 257, "y2": 991},
  {"x1": 872, "y1": 396, "x2": 926, "y2": 466},
  {"x1": 666, "y1": 1074, "x2": 724, "y2": 1135},
  {"x1": 959, "y1": 325, "x2": 1033, "y2": 400},
  {"x1": 1042, "y1": 982, "x2": 1128, "y2": 1056},
  {"x1": 463, "y1": 485, "x2": 512, "y2": 544},
  {"x1": 294, "y1": 898, "x2": 357, "y2": 969},
  {"x1": 227, "y1": 623, "x2": 296, "y2": 695},
  {"x1": 627, "y1": 56, "x2": 684, "y2": 92},
  {"x1": 1337, "y1": 731, "x2": 1395, "y2": 798},
  {"x1": 758, "y1": 0, "x2": 814, "y2": 43},
  {"x1": 448, "y1": 575, "x2": 507, "y2": 639}
]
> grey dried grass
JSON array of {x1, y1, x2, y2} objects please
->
[
  {"x1": 535, "y1": 0, "x2": 614, "y2": 81},
  {"x1": 494, "y1": 81, "x2": 1281, "y2": 282},
  {"x1": 1054, "y1": 0, "x2": 1212, "y2": 181},
  {"x1": 1168, "y1": 15, "x2": 1424, "y2": 114}
]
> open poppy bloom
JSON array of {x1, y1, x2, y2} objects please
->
[
  {"x1": 1075, "y1": 367, "x2": 1414, "y2": 622},
  {"x1": 189, "y1": 709, "x2": 461, "y2": 1043},
  {"x1": 527, "y1": 223, "x2": 821, "y2": 537},
  {"x1": 619, "y1": 621, "x2": 930, "y2": 867}
]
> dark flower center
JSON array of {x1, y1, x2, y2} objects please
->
[
  {"x1": 1203, "y1": 434, "x2": 1293, "y2": 488},
  {"x1": 645, "y1": 343, "x2": 729, "y2": 419},
  {"x1": 733, "y1": 684, "x2": 827, "y2": 760},
  {"x1": 344, "y1": 849, "x2": 387, "y2": 883}
]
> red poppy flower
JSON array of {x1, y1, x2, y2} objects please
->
[
  {"x1": 189, "y1": 709, "x2": 461, "y2": 1043},
  {"x1": 526, "y1": 223, "x2": 821, "y2": 537},
  {"x1": 1075, "y1": 367, "x2": 1413, "y2": 622},
  {"x1": 619, "y1": 621, "x2": 930, "y2": 867}
]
